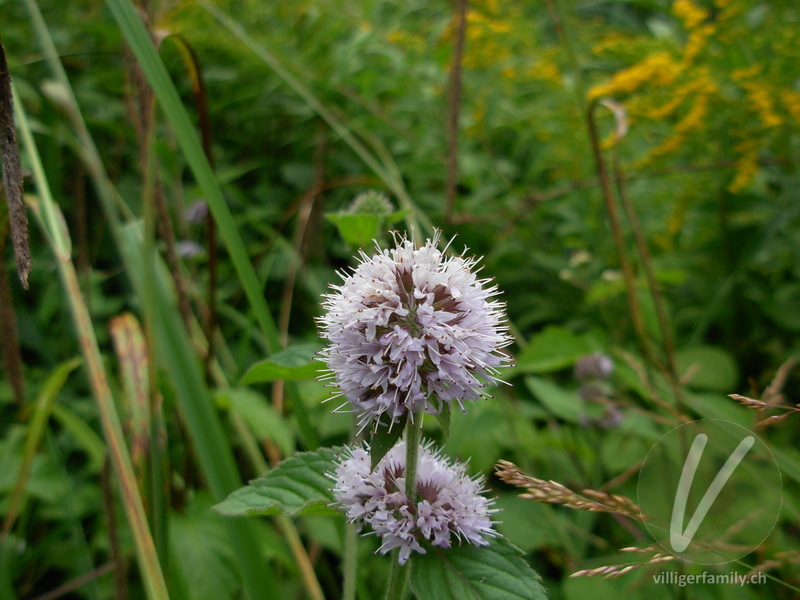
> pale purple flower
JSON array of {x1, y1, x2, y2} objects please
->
[
  {"x1": 331, "y1": 440, "x2": 497, "y2": 564},
  {"x1": 317, "y1": 232, "x2": 511, "y2": 430},
  {"x1": 574, "y1": 352, "x2": 613, "y2": 381}
]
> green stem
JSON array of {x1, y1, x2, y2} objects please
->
[
  {"x1": 384, "y1": 415, "x2": 424, "y2": 600},
  {"x1": 384, "y1": 559, "x2": 410, "y2": 600},
  {"x1": 404, "y1": 416, "x2": 423, "y2": 501},
  {"x1": 343, "y1": 522, "x2": 358, "y2": 600}
]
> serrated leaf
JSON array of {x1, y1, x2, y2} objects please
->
[
  {"x1": 370, "y1": 414, "x2": 407, "y2": 469},
  {"x1": 411, "y1": 537, "x2": 548, "y2": 600},
  {"x1": 241, "y1": 344, "x2": 322, "y2": 384},
  {"x1": 214, "y1": 447, "x2": 341, "y2": 517}
]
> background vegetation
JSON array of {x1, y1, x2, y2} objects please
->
[{"x1": 1, "y1": 0, "x2": 799, "y2": 598}]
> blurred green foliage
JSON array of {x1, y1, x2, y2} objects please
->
[{"x1": 1, "y1": 0, "x2": 799, "y2": 598}]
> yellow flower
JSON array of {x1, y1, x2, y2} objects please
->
[
  {"x1": 588, "y1": 52, "x2": 679, "y2": 100},
  {"x1": 782, "y1": 90, "x2": 800, "y2": 123},
  {"x1": 673, "y1": 0, "x2": 709, "y2": 29}
]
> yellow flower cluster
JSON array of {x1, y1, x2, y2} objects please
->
[
  {"x1": 647, "y1": 72, "x2": 716, "y2": 120},
  {"x1": 387, "y1": 27, "x2": 429, "y2": 54},
  {"x1": 782, "y1": 90, "x2": 800, "y2": 124},
  {"x1": 459, "y1": 4, "x2": 520, "y2": 70},
  {"x1": 732, "y1": 67, "x2": 783, "y2": 129},
  {"x1": 588, "y1": 52, "x2": 680, "y2": 100},
  {"x1": 526, "y1": 54, "x2": 562, "y2": 86},
  {"x1": 590, "y1": 33, "x2": 637, "y2": 58},
  {"x1": 673, "y1": 0, "x2": 708, "y2": 29},
  {"x1": 729, "y1": 139, "x2": 760, "y2": 193},
  {"x1": 653, "y1": 191, "x2": 691, "y2": 251},
  {"x1": 683, "y1": 23, "x2": 715, "y2": 63},
  {"x1": 673, "y1": 0, "x2": 715, "y2": 63},
  {"x1": 641, "y1": 90, "x2": 714, "y2": 164}
]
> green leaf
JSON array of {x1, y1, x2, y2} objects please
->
[
  {"x1": 515, "y1": 326, "x2": 593, "y2": 374},
  {"x1": 170, "y1": 494, "x2": 240, "y2": 600},
  {"x1": 214, "y1": 447, "x2": 341, "y2": 517},
  {"x1": 676, "y1": 346, "x2": 739, "y2": 391},
  {"x1": 241, "y1": 344, "x2": 323, "y2": 384},
  {"x1": 218, "y1": 388, "x2": 296, "y2": 457},
  {"x1": 387, "y1": 208, "x2": 411, "y2": 224},
  {"x1": 524, "y1": 376, "x2": 582, "y2": 423},
  {"x1": 370, "y1": 414, "x2": 407, "y2": 470},
  {"x1": 411, "y1": 536, "x2": 548, "y2": 600},
  {"x1": 325, "y1": 212, "x2": 383, "y2": 248},
  {"x1": 435, "y1": 403, "x2": 451, "y2": 439}
]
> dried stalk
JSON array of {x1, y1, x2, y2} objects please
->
[
  {"x1": 0, "y1": 38, "x2": 31, "y2": 289},
  {"x1": 495, "y1": 459, "x2": 643, "y2": 520}
]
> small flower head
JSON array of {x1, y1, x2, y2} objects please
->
[
  {"x1": 317, "y1": 231, "x2": 511, "y2": 430},
  {"x1": 573, "y1": 352, "x2": 614, "y2": 381},
  {"x1": 349, "y1": 191, "x2": 395, "y2": 216},
  {"x1": 330, "y1": 440, "x2": 497, "y2": 564}
]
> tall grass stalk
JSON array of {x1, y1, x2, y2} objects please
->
[
  {"x1": 104, "y1": 0, "x2": 281, "y2": 350},
  {"x1": 25, "y1": 1, "x2": 285, "y2": 595},
  {"x1": 14, "y1": 85, "x2": 171, "y2": 600}
]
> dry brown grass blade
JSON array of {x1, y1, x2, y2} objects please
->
[
  {"x1": 748, "y1": 550, "x2": 800, "y2": 576},
  {"x1": 495, "y1": 459, "x2": 644, "y2": 520},
  {"x1": 110, "y1": 313, "x2": 152, "y2": 488},
  {"x1": 729, "y1": 356, "x2": 799, "y2": 429},
  {"x1": 0, "y1": 38, "x2": 31, "y2": 289},
  {"x1": 729, "y1": 393, "x2": 800, "y2": 428},
  {"x1": 762, "y1": 356, "x2": 797, "y2": 405},
  {"x1": 0, "y1": 229, "x2": 24, "y2": 407},
  {"x1": 571, "y1": 551, "x2": 676, "y2": 579}
]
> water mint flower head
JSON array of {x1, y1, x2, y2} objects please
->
[
  {"x1": 330, "y1": 440, "x2": 497, "y2": 564},
  {"x1": 317, "y1": 231, "x2": 512, "y2": 430}
]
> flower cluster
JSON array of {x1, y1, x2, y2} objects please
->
[
  {"x1": 317, "y1": 232, "x2": 511, "y2": 431},
  {"x1": 331, "y1": 440, "x2": 497, "y2": 564}
]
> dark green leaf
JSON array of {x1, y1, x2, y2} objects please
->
[
  {"x1": 170, "y1": 494, "x2": 240, "y2": 600},
  {"x1": 676, "y1": 346, "x2": 738, "y2": 391},
  {"x1": 514, "y1": 326, "x2": 593, "y2": 374},
  {"x1": 524, "y1": 377, "x2": 582, "y2": 423},
  {"x1": 436, "y1": 403, "x2": 451, "y2": 439},
  {"x1": 370, "y1": 414, "x2": 407, "y2": 470},
  {"x1": 411, "y1": 536, "x2": 548, "y2": 600},
  {"x1": 241, "y1": 344, "x2": 323, "y2": 384},
  {"x1": 214, "y1": 447, "x2": 341, "y2": 517}
]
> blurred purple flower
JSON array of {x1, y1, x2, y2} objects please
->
[
  {"x1": 331, "y1": 440, "x2": 497, "y2": 565},
  {"x1": 317, "y1": 232, "x2": 512, "y2": 430},
  {"x1": 176, "y1": 240, "x2": 204, "y2": 259},
  {"x1": 185, "y1": 200, "x2": 209, "y2": 225},
  {"x1": 573, "y1": 352, "x2": 613, "y2": 381}
]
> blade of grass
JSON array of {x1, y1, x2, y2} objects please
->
[
  {"x1": 14, "y1": 85, "x2": 170, "y2": 600},
  {"x1": 117, "y1": 221, "x2": 280, "y2": 599},
  {"x1": 158, "y1": 33, "x2": 219, "y2": 382},
  {"x1": 22, "y1": 0, "x2": 130, "y2": 230},
  {"x1": 105, "y1": 0, "x2": 280, "y2": 350},
  {"x1": 25, "y1": 4, "x2": 284, "y2": 596},
  {"x1": 1, "y1": 357, "x2": 81, "y2": 540}
]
